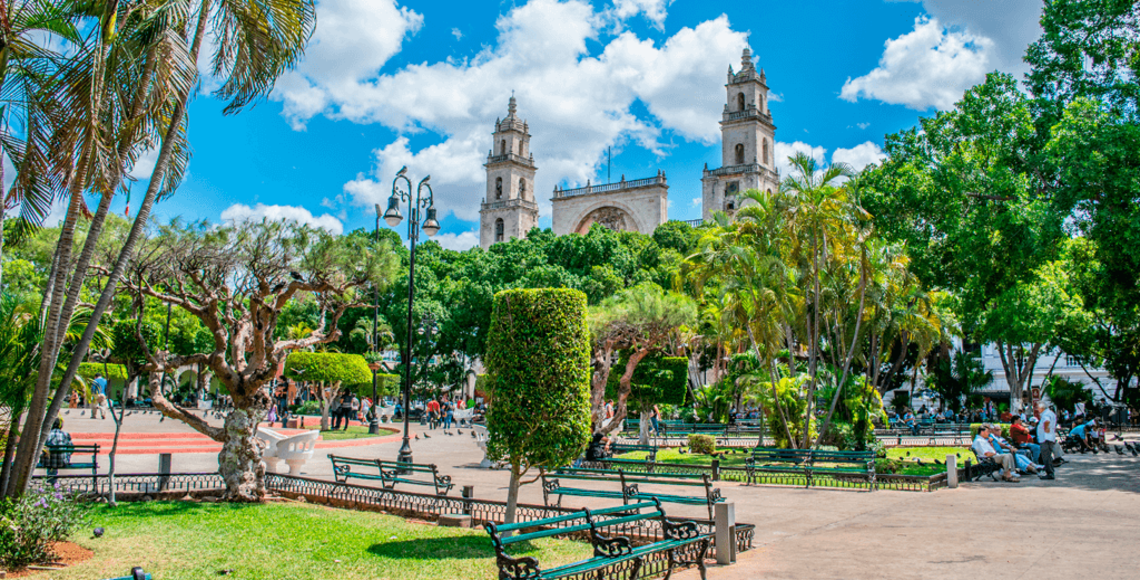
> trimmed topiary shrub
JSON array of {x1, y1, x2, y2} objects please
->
[
  {"x1": 485, "y1": 288, "x2": 591, "y2": 525},
  {"x1": 969, "y1": 423, "x2": 1011, "y2": 439},
  {"x1": 77, "y1": 362, "x2": 127, "y2": 381},
  {"x1": 688, "y1": 433, "x2": 716, "y2": 455},
  {"x1": 284, "y1": 353, "x2": 373, "y2": 429}
]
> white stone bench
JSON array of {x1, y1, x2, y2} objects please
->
[
  {"x1": 375, "y1": 405, "x2": 396, "y2": 423},
  {"x1": 258, "y1": 428, "x2": 319, "y2": 474},
  {"x1": 473, "y1": 424, "x2": 500, "y2": 469},
  {"x1": 453, "y1": 408, "x2": 474, "y2": 426}
]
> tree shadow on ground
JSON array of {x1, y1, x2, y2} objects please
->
[{"x1": 367, "y1": 537, "x2": 541, "y2": 560}]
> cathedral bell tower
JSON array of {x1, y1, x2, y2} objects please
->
[
  {"x1": 480, "y1": 96, "x2": 539, "y2": 249},
  {"x1": 701, "y1": 47, "x2": 779, "y2": 221}
]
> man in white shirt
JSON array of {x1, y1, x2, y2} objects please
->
[
  {"x1": 1036, "y1": 402, "x2": 1059, "y2": 480},
  {"x1": 973, "y1": 425, "x2": 1018, "y2": 482}
]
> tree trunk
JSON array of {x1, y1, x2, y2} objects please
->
[
  {"x1": 218, "y1": 407, "x2": 266, "y2": 502},
  {"x1": 638, "y1": 401, "x2": 650, "y2": 446},
  {"x1": 504, "y1": 461, "x2": 522, "y2": 532},
  {"x1": 108, "y1": 398, "x2": 126, "y2": 506},
  {"x1": 602, "y1": 348, "x2": 649, "y2": 436},
  {"x1": 0, "y1": 417, "x2": 19, "y2": 493}
]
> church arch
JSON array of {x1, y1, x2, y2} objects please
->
[
  {"x1": 495, "y1": 219, "x2": 504, "y2": 242},
  {"x1": 495, "y1": 177, "x2": 503, "y2": 199},
  {"x1": 735, "y1": 143, "x2": 745, "y2": 165},
  {"x1": 519, "y1": 178, "x2": 527, "y2": 200},
  {"x1": 737, "y1": 93, "x2": 746, "y2": 111},
  {"x1": 500, "y1": 140, "x2": 507, "y2": 155},
  {"x1": 570, "y1": 200, "x2": 645, "y2": 235}
]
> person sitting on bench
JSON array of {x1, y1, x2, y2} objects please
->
[
  {"x1": 1009, "y1": 415, "x2": 1040, "y2": 464},
  {"x1": 985, "y1": 424, "x2": 1039, "y2": 474},
  {"x1": 585, "y1": 431, "x2": 612, "y2": 461},
  {"x1": 973, "y1": 425, "x2": 1019, "y2": 482},
  {"x1": 43, "y1": 418, "x2": 73, "y2": 477},
  {"x1": 1069, "y1": 419, "x2": 1094, "y2": 453}
]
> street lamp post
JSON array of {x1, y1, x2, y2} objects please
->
[
  {"x1": 383, "y1": 166, "x2": 442, "y2": 465},
  {"x1": 368, "y1": 205, "x2": 383, "y2": 436}
]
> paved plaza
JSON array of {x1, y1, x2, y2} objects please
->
[{"x1": 52, "y1": 412, "x2": 1140, "y2": 580}]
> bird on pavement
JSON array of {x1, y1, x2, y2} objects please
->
[
  {"x1": 471, "y1": 431, "x2": 476, "y2": 438},
  {"x1": 1129, "y1": 443, "x2": 1139, "y2": 457},
  {"x1": 423, "y1": 433, "x2": 430, "y2": 439},
  {"x1": 1112, "y1": 434, "x2": 1123, "y2": 441},
  {"x1": 414, "y1": 434, "x2": 419, "y2": 440},
  {"x1": 457, "y1": 430, "x2": 463, "y2": 435},
  {"x1": 1115, "y1": 445, "x2": 1125, "y2": 455}
]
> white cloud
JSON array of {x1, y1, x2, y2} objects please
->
[
  {"x1": 220, "y1": 203, "x2": 344, "y2": 234},
  {"x1": 274, "y1": 0, "x2": 424, "y2": 130},
  {"x1": 127, "y1": 146, "x2": 160, "y2": 181},
  {"x1": 311, "y1": 0, "x2": 749, "y2": 222},
  {"x1": 609, "y1": 0, "x2": 670, "y2": 30},
  {"x1": 451, "y1": 27, "x2": 463, "y2": 40},
  {"x1": 840, "y1": 17, "x2": 992, "y2": 110},
  {"x1": 832, "y1": 141, "x2": 886, "y2": 172},
  {"x1": 856, "y1": 122, "x2": 870, "y2": 130},
  {"x1": 774, "y1": 141, "x2": 827, "y2": 179},
  {"x1": 916, "y1": 0, "x2": 1043, "y2": 76},
  {"x1": 431, "y1": 230, "x2": 480, "y2": 251},
  {"x1": 690, "y1": 197, "x2": 701, "y2": 207}
]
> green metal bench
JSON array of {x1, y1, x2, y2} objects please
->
[
  {"x1": 37, "y1": 443, "x2": 99, "y2": 482},
  {"x1": 808, "y1": 449, "x2": 876, "y2": 490},
  {"x1": 744, "y1": 447, "x2": 812, "y2": 486},
  {"x1": 328, "y1": 455, "x2": 454, "y2": 495},
  {"x1": 662, "y1": 422, "x2": 728, "y2": 437},
  {"x1": 485, "y1": 499, "x2": 709, "y2": 580},
  {"x1": 542, "y1": 467, "x2": 724, "y2": 519},
  {"x1": 607, "y1": 443, "x2": 658, "y2": 470}
]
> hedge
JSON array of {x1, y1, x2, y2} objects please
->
[
  {"x1": 969, "y1": 423, "x2": 1011, "y2": 439},
  {"x1": 77, "y1": 362, "x2": 127, "y2": 381},
  {"x1": 485, "y1": 288, "x2": 592, "y2": 471},
  {"x1": 283, "y1": 352, "x2": 372, "y2": 386}
]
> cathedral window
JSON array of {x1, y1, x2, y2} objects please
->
[
  {"x1": 737, "y1": 93, "x2": 745, "y2": 112},
  {"x1": 759, "y1": 95, "x2": 765, "y2": 112},
  {"x1": 500, "y1": 140, "x2": 507, "y2": 155},
  {"x1": 519, "y1": 179, "x2": 527, "y2": 199},
  {"x1": 495, "y1": 219, "x2": 504, "y2": 242},
  {"x1": 734, "y1": 143, "x2": 745, "y2": 165},
  {"x1": 762, "y1": 139, "x2": 769, "y2": 165},
  {"x1": 495, "y1": 177, "x2": 503, "y2": 200}
]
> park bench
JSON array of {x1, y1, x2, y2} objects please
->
[
  {"x1": 607, "y1": 443, "x2": 658, "y2": 469},
  {"x1": 258, "y1": 428, "x2": 319, "y2": 475},
  {"x1": 745, "y1": 447, "x2": 876, "y2": 490},
  {"x1": 328, "y1": 454, "x2": 455, "y2": 495},
  {"x1": 485, "y1": 499, "x2": 709, "y2": 580},
  {"x1": 662, "y1": 422, "x2": 728, "y2": 437},
  {"x1": 808, "y1": 449, "x2": 876, "y2": 490},
  {"x1": 37, "y1": 443, "x2": 99, "y2": 480},
  {"x1": 966, "y1": 449, "x2": 1002, "y2": 482},
  {"x1": 542, "y1": 466, "x2": 724, "y2": 519},
  {"x1": 744, "y1": 447, "x2": 811, "y2": 486}
]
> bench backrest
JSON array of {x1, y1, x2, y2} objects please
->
[
  {"x1": 328, "y1": 455, "x2": 378, "y2": 469},
  {"x1": 376, "y1": 460, "x2": 438, "y2": 475},
  {"x1": 751, "y1": 447, "x2": 811, "y2": 462},
  {"x1": 811, "y1": 450, "x2": 874, "y2": 466},
  {"x1": 488, "y1": 500, "x2": 661, "y2": 548},
  {"x1": 45, "y1": 444, "x2": 99, "y2": 453}
]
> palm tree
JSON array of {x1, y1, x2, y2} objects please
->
[
  {"x1": 8, "y1": 0, "x2": 316, "y2": 497},
  {"x1": 0, "y1": 0, "x2": 82, "y2": 289},
  {"x1": 6, "y1": 0, "x2": 197, "y2": 497}
]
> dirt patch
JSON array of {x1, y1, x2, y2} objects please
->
[{"x1": 4, "y1": 541, "x2": 94, "y2": 577}]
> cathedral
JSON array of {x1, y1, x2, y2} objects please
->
[{"x1": 479, "y1": 47, "x2": 777, "y2": 249}]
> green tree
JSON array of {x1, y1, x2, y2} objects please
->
[
  {"x1": 605, "y1": 354, "x2": 687, "y2": 444},
  {"x1": 283, "y1": 352, "x2": 372, "y2": 430},
  {"x1": 927, "y1": 350, "x2": 993, "y2": 413},
  {"x1": 485, "y1": 288, "x2": 591, "y2": 527}
]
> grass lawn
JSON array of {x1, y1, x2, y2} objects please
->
[
  {"x1": 44, "y1": 501, "x2": 590, "y2": 580},
  {"x1": 307, "y1": 424, "x2": 398, "y2": 441}
]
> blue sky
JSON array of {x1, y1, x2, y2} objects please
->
[{"x1": 111, "y1": 0, "x2": 1045, "y2": 250}]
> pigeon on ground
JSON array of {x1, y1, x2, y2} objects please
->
[
  {"x1": 93, "y1": 527, "x2": 105, "y2": 538},
  {"x1": 1113, "y1": 434, "x2": 1123, "y2": 441},
  {"x1": 905, "y1": 451, "x2": 910, "y2": 457},
  {"x1": 1130, "y1": 443, "x2": 1139, "y2": 457},
  {"x1": 65, "y1": 410, "x2": 70, "y2": 415},
  {"x1": 470, "y1": 431, "x2": 476, "y2": 438},
  {"x1": 423, "y1": 433, "x2": 430, "y2": 439},
  {"x1": 1116, "y1": 445, "x2": 1125, "y2": 455},
  {"x1": 80, "y1": 410, "x2": 86, "y2": 416},
  {"x1": 414, "y1": 434, "x2": 419, "y2": 440},
  {"x1": 915, "y1": 459, "x2": 924, "y2": 466},
  {"x1": 934, "y1": 459, "x2": 943, "y2": 465},
  {"x1": 678, "y1": 448, "x2": 688, "y2": 454}
]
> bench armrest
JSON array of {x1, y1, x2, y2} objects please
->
[
  {"x1": 495, "y1": 553, "x2": 541, "y2": 579},
  {"x1": 591, "y1": 533, "x2": 633, "y2": 558},
  {"x1": 662, "y1": 519, "x2": 702, "y2": 541}
]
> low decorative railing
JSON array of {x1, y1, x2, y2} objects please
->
[
  {"x1": 481, "y1": 198, "x2": 538, "y2": 211},
  {"x1": 554, "y1": 175, "x2": 666, "y2": 199},
  {"x1": 485, "y1": 152, "x2": 535, "y2": 166}
]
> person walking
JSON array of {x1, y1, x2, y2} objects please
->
[
  {"x1": 442, "y1": 397, "x2": 454, "y2": 430},
  {"x1": 1036, "y1": 402, "x2": 1061, "y2": 480},
  {"x1": 651, "y1": 404, "x2": 661, "y2": 436},
  {"x1": 92, "y1": 373, "x2": 109, "y2": 420}
]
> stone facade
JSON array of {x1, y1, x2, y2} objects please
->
[
  {"x1": 701, "y1": 48, "x2": 779, "y2": 222},
  {"x1": 479, "y1": 97, "x2": 539, "y2": 249},
  {"x1": 551, "y1": 172, "x2": 669, "y2": 236}
]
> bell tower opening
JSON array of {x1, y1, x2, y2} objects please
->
[
  {"x1": 737, "y1": 92, "x2": 746, "y2": 111},
  {"x1": 735, "y1": 143, "x2": 745, "y2": 165}
]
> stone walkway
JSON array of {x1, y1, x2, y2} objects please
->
[{"x1": 49, "y1": 412, "x2": 1140, "y2": 579}]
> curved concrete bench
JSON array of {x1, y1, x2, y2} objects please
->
[
  {"x1": 453, "y1": 408, "x2": 474, "y2": 426},
  {"x1": 375, "y1": 405, "x2": 396, "y2": 423},
  {"x1": 258, "y1": 428, "x2": 319, "y2": 474},
  {"x1": 257, "y1": 428, "x2": 288, "y2": 473}
]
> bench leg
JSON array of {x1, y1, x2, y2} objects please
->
[{"x1": 662, "y1": 547, "x2": 675, "y2": 580}]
